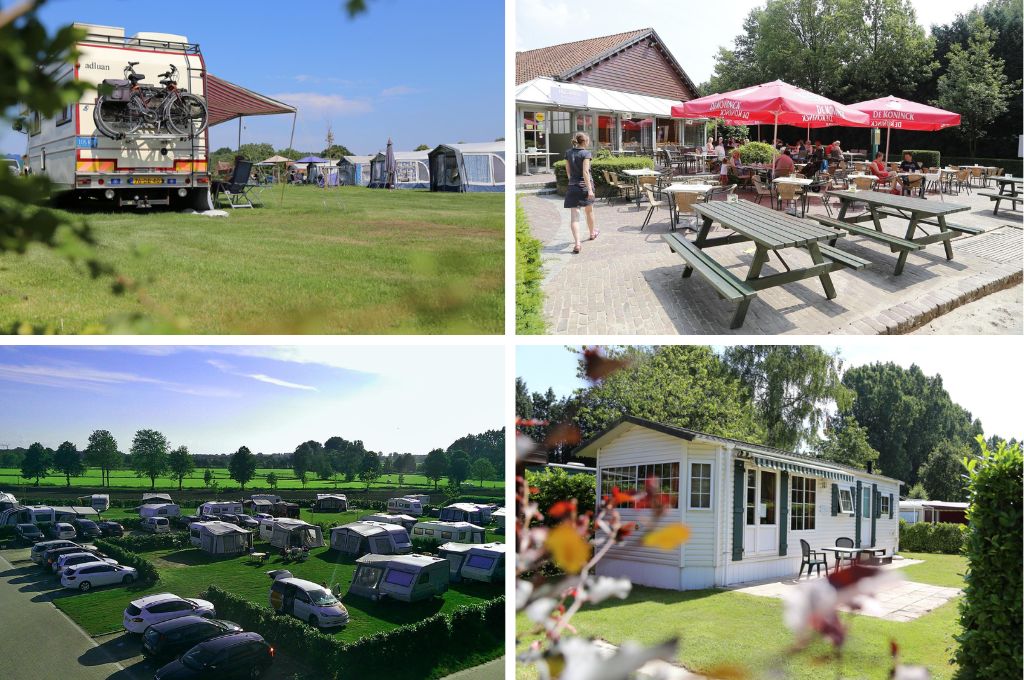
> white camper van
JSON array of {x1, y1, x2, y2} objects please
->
[
  {"x1": 20, "y1": 24, "x2": 213, "y2": 209},
  {"x1": 411, "y1": 521, "x2": 485, "y2": 544},
  {"x1": 258, "y1": 518, "x2": 324, "y2": 550},
  {"x1": 198, "y1": 501, "x2": 244, "y2": 517},
  {"x1": 386, "y1": 497, "x2": 423, "y2": 516},
  {"x1": 359, "y1": 513, "x2": 417, "y2": 532},
  {"x1": 437, "y1": 542, "x2": 506, "y2": 583}
]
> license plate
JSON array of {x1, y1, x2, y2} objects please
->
[{"x1": 131, "y1": 177, "x2": 164, "y2": 185}]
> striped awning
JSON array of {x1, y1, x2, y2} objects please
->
[
  {"x1": 746, "y1": 451, "x2": 855, "y2": 483},
  {"x1": 206, "y1": 74, "x2": 296, "y2": 127}
]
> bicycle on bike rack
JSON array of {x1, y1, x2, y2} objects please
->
[{"x1": 93, "y1": 62, "x2": 208, "y2": 139}]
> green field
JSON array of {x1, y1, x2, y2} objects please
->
[
  {"x1": 0, "y1": 186, "x2": 503, "y2": 334},
  {"x1": 0, "y1": 466, "x2": 503, "y2": 492}
]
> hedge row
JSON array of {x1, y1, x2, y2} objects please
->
[
  {"x1": 552, "y1": 156, "x2": 656, "y2": 197},
  {"x1": 106, "y1": 531, "x2": 191, "y2": 552},
  {"x1": 944, "y1": 156, "x2": 1023, "y2": 177},
  {"x1": 200, "y1": 585, "x2": 503, "y2": 679},
  {"x1": 898, "y1": 519, "x2": 966, "y2": 554},
  {"x1": 901, "y1": 149, "x2": 940, "y2": 168},
  {"x1": 94, "y1": 538, "x2": 159, "y2": 583}
]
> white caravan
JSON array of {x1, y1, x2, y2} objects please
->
[
  {"x1": 139, "y1": 503, "x2": 180, "y2": 518},
  {"x1": 198, "y1": 501, "x2": 244, "y2": 517},
  {"x1": 258, "y1": 518, "x2": 324, "y2": 550},
  {"x1": 359, "y1": 513, "x2": 417, "y2": 532},
  {"x1": 386, "y1": 497, "x2": 423, "y2": 516},
  {"x1": 348, "y1": 554, "x2": 449, "y2": 602},
  {"x1": 411, "y1": 521, "x2": 486, "y2": 544},
  {"x1": 437, "y1": 542, "x2": 506, "y2": 583},
  {"x1": 329, "y1": 522, "x2": 412, "y2": 556}
]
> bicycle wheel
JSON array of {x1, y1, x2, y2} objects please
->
[
  {"x1": 166, "y1": 93, "x2": 208, "y2": 137},
  {"x1": 93, "y1": 96, "x2": 143, "y2": 138}
]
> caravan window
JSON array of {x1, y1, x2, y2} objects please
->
[
  {"x1": 838, "y1": 488, "x2": 854, "y2": 513},
  {"x1": 441, "y1": 531, "x2": 453, "y2": 539},
  {"x1": 862, "y1": 487, "x2": 871, "y2": 518},
  {"x1": 384, "y1": 570, "x2": 414, "y2": 587},
  {"x1": 413, "y1": 527, "x2": 424, "y2": 535},
  {"x1": 880, "y1": 495, "x2": 890, "y2": 516},
  {"x1": 354, "y1": 566, "x2": 383, "y2": 589},
  {"x1": 466, "y1": 555, "x2": 495, "y2": 570}
]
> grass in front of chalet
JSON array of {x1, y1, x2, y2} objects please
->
[{"x1": 897, "y1": 551, "x2": 968, "y2": 589}]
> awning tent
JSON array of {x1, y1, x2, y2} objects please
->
[
  {"x1": 205, "y1": 74, "x2": 297, "y2": 151},
  {"x1": 428, "y1": 142, "x2": 505, "y2": 193}
]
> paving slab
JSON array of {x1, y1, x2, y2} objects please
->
[{"x1": 519, "y1": 187, "x2": 1022, "y2": 335}]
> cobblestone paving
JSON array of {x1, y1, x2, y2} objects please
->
[{"x1": 520, "y1": 187, "x2": 1022, "y2": 335}]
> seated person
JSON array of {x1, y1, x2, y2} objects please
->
[
  {"x1": 800, "y1": 158, "x2": 821, "y2": 177},
  {"x1": 773, "y1": 148, "x2": 795, "y2": 177},
  {"x1": 868, "y1": 152, "x2": 901, "y2": 193},
  {"x1": 899, "y1": 152, "x2": 921, "y2": 172},
  {"x1": 728, "y1": 151, "x2": 751, "y2": 182},
  {"x1": 828, "y1": 140, "x2": 844, "y2": 166}
]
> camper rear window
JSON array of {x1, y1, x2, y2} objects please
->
[
  {"x1": 384, "y1": 570, "x2": 415, "y2": 587},
  {"x1": 466, "y1": 555, "x2": 495, "y2": 569}
]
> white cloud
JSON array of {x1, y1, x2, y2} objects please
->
[
  {"x1": 0, "y1": 363, "x2": 165, "y2": 391},
  {"x1": 270, "y1": 92, "x2": 372, "y2": 116},
  {"x1": 247, "y1": 374, "x2": 318, "y2": 391}
]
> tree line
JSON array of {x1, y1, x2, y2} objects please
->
[
  {"x1": 8, "y1": 428, "x2": 503, "y2": 492},
  {"x1": 516, "y1": 346, "x2": 1017, "y2": 503}
]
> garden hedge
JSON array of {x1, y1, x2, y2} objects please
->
[
  {"x1": 552, "y1": 156, "x2": 656, "y2": 197},
  {"x1": 954, "y1": 439, "x2": 1023, "y2": 680},
  {"x1": 200, "y1": 585, "x2": 504, "y2": 679},
  {"x1": 105, "y1": 531, "x2": 190, "y2": 552},
  {"x1": 945, "y1": 156, "x2": 1023, "y2": 176},
  {"x1": 94, "y1": 538, "x2": 159, "y2": 584},
  {"x1": 898, "y1": 520, "x2": 965, "y2": 554},
  {"x1": 901, "y1": 149, "x2": 941, "y2": 168}
]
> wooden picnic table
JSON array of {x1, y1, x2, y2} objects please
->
[
  {"x1": 825, "y1": 190, "x2": 974, "y2": 275},
  {"x1": 984, "y1": 176, "x2": 1022, "y2": 215},
  {"x1": 665, "y1": 200, "x2": 869, "y2": 328},
  {"x1": 819, "y1": 546, "x2": 888, "y2": 573}
]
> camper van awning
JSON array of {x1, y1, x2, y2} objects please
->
[
  {"x1": 206, "y1": 74, "x2": 297, "y2": 127},
  {"x1": 743, "y1": 450, "x2": 855, "y2": 483}
]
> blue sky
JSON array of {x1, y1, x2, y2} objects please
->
[
  {"x1": 517, "y1": 341, "x2": 1022, "y2": 440},
  {"x1": 0, "y1": 0, "x2": 503, "y2": 156},
  {"x1": 0, "y1": 345, "x2": 504, "y2": 455}
]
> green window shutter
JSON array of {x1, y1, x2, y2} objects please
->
[
  {"x1": 732, "y1": 460, "x2": 744, "y2": 561},
  {"x1": 875, "y1": 489, "x2": 882, "y2": 519},
  {"x1": 870, "y1": 483, "x2": 878, "y2": 547},
  {"x1": 778, "y1": 472, "x2": 788, "y2": 556},
  {"x1": 854, "y1": 481, "x2": 862, "y2": 548},
  {"x1": 889, "y1": 493, "x2": 894, "y2": 519},
  {"x1": 831, "y1": 484, "x2": 839, "y2": 516}
]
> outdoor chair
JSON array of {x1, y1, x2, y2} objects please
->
[
  {"x1": 984, "y1": 166, "x2": 999, "y2": 186},
  {"x1": 752, "y1": 175, "x2": 774, "y2": 208},
  {"x1": 834, "y1": 537, "x2": 856, "y2": 571},
  {"x1": 873, "y1": 175, "x2": 897, "y2": 193},
  {"x1": 729, "y1": 165, "x2": 753, "y2": 190},
  {"x1": 792, "y1": 172, "x2": 806, "y2": 179},
  {"x1": 673, "y1": 191, "x2": 701, "y2": 229},
  {"x1": 705, "y1": 184, "x2": 736, "y2": 202},
  {"x1": 640, "y1": 187, "x2": 668, "y2": 231},
  {"x1": 609, "y1": 172, "x2": 636, "y2": 203},
  {"x1": 970, "y1": 166, "x2": 985, "y2": 187},
  {"x1": 853, "y1": 176, "x2": 875, "y2": 191},
  {"x1": 638, "y1": 175, "x2": 658, "y2": 201},
  {"x1": 954, "y1": 168, "x2": 972, "y2": 195},
  {"x1": 775, "y1": 182, "x2": 804, "y2": 216},
  {"x1": 798, "y1": 539, "x2": 828, "y2": 578},
  {"x1": 903, "y1": 173, "x2": 925, "y2": 198},
  {"x1": 215, "y1": 159, "x2": 256, "y2": 209},
  {"x1": 804, "y1": 178, "x2": 834, "y2": 216}
]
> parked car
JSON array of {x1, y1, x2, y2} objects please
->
[
  {"x1": 15, "y1": 523, "x2": 44, "y2": 544},
  {"x1": 97, "y1": 520, "x2": 124, "y2": 537},
  {"x1": 46, "y1": 522, "x2": 77, "y2": 540},
  {"x1": 231, "y1": 513, "x2": 259, "y2": 530},
  {"x1": 142, "y1": 615, "x2": 242, "y2": 661},
  {"x1": 177, "y1": 515, "x2": 200, "y2": 527},
  {"x1": 154, "y1": 632, "x2": 274, "y2": 680},
  {"x1": 30, "y1": 539, "x2": 79, "y2": 564},
  {"x1": 141, "y1": 517, "x2": 171, "y2": 534},
  {"x1": 253, "y1": 512, "x2": 274, "y2": 522},
  {"x1": 43, "y1": 545, "x2": 98, "y2": 570},
  {"x1": 123, "y1": 593, "x2": 216, "y2": 634},
  {"x1": 54, "y1": 551, "x2": 118, "y2": 574},
  {"x1": 61, "y1": 562, "x2": 137, "y2": 591},
  {"x1": 267, "y1": 571, "x2": 349, "y2": 628},
  {"x1": 71, "y1": 518, "x2": 101, "y2": 539}
]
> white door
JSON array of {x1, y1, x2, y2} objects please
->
[{"x1": 743, "y1": 468, "x2": 779, "y2": 556}]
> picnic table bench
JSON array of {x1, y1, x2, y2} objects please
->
[
  {"x1": 827, "y1": 190, "x2": 972, "y2": 275},
  {"x1": 664, "y1": 201, "x2": 868, "y2": 328},
  {"x1": 978, "y1": 176, "x2": 1022, "y2": 216}
]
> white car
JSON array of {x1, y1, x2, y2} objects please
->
[
  {"x1": 123, "y1": 593, "x2": 216, "y2": 634},
  {"x1": 53, "y1": 551, "x2": 118, "y2": 574},
  {"x1": 61, "y1": 563, "x2": 137, "y2": 591}
]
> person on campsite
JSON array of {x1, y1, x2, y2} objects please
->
[
  {"x1": 563, "y1": 132, "x2": 598, "y2": 255},
  {"x1": 773, "y1": 147, "x2": 795, "y2": 177},
  {"x1": 868, "y1": 151, "x2": 902, "y2": 194},
  {"x1": 828, "y1": 140, "x2": 844, "y2": 166}
]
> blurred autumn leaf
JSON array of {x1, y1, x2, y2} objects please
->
[
  {"x1": 642, "y1": 523, "x2": 692, "y2": 550},
  {"x1": 545, "y1": 521, "x2": 591, "y2": 574}
]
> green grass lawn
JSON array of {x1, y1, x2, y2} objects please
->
[
  {"x1": 0, "y1": 466, "x2": 503, "y2": 491},
  {"x1": 898, "y1": 552, "x2": 968, "y2": 589},
  {"x1": 0, "y1": 186, "x2": 503, "y2": 334},
  {"x1": 517, "y1": 553, "x2": 967, "y2": 680}
]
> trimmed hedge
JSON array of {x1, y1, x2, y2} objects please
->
[
  {"x1": 901, "y1": 149, "x2": 940, "y2": 168},
  {"x1": 94, "y1": 538, "x2": 159, "y2": 584},
  {"x1": 945, "y1": 156, "x2": 1023, "y2": 177},
  {"x1": 516, "y1": 197, "x2": 546, "y2": 334},
  {"x1": 954, "y1": 440, "x2": 1023, "y2": 679},
  {"x1": 200, "y1": 585, "x2": 503, "y2": 679},
  {"x1": 105, "y1": 531, "x2": 190, "y2": 552},
  {"x1": 898, "y1": 519, "x2": 965, "y2": 554},
  {"x1": 552, "y1": 156, "x2": 656, "y2": 197}
]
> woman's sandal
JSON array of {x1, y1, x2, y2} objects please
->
[
  {"x1": 572, "y1": 245, "x2": 581, "y2": 254},
  {"x1": 590, "y1": 230, "x2": 600, "y2": 240}
]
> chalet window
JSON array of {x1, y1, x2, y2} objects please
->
[
  {"x1": 549, "y1": 111, "x2": 571, "y2": 135},
  {"x1": 56, "y1": 104, "x2": 73, "y2": 126},
  {"x1": 600, "y1": 462, "x2": 679, "y2": 509},
  {"x1": 28, "y1": 111, "x2": 41, "y2": 136},
  {"x1": 838, "y1": 488, "x2": 853, "y2": 514},
  {"x1": 688, "y1": 462, "x2": 712, "y2": 509},
  {"x1": 879, "y1": 494, "x2": 890, "y2": 517},
  {"x1": 745, "y1": 469, "x2": 757, "y2": 524},
  {"x1": 862, "y1": 487, "x2": 871, "y2": 518},
  {"x1": 790, "y1": 476, "x2": 816, "y2": 531}
]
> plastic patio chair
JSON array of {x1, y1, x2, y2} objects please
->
[
  {"x1": 640, "y1": 186, "x2": 667, "y2": 231},
  {"x1": 673, "y1": 190, "x2": 700, "y2": 229},
  {"x1": 799, "y1": 539, "x2": 828, "y2": 578},
  {"x1": 776, "y1": 182, "x2": 804, "y2": 215},
  {"x1": 834, "y1": 537, "x2": 857, "y2": 571}
]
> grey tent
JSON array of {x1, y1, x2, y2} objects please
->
[
  {"x1": 190, "y1": 521, "x2": 253, "y2": 555},
  {"x1": 428, "y1": 142, "x2": 505, "y2": 192}
]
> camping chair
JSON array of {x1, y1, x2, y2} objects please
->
[
  {"x1": 834, "y1": 537, "x2": 856, "y2": 571},
  {"x1": 799, "y1": 539, "x2": 828, "y2": 578},
  {"x1": 640, "y1": 187, "x2": 668, "y2": 231},
  {"x1": 215, "y1": 160, "x2": 256, "y2": 209}
]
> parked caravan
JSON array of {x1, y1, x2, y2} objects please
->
[
  {"x1": 0, "y1": 492, "x2": 17, "y2": 511},
  {"x1": 142, "y1": 493, "x2": 173, "y2": 505},
  {"x1": 411, "y1": 521, "x2": 485, "y2": 544},
  {"x1": 348, "y1": 554, "x2": 449, "y2": 602},
  {"x1": 273, "y1": 501, "x2": 300, "y2": 519},
  {"x1": 428, "y1": 142, "x2": 505, "y2": 192},
  {"x1": 439, "y1": 503, "x2": 491, "y2": 524},
  {"x1": 139, "y1": 503, "x2": 180, "y2": 518},
  {"x1": 368, "y1": 151, "x2": 430, "y2": 189},
  {"x1": 386, "y1": 497, "x2": 423, "y2": 516},
  {"x1": 258, "y1": 518, "x2": 324, "y2": 550},
  {"x1": 81, "y1": 495, "x2": 110, "y2": 513},
  {"x1": 189, "y1": 521, "x2": 253, "y2": 556},
  {"x1": 337, "y1": 155, "x2": 373, "y2": 186},
  {"x1": 198, "y1": 501, "x2": 244, "y2": 517},
  {"x1": 329, "y1": 522, "x2": 412, "y2": 556},
  {"x1": 0, "y1": 505, "x2": 57, "y2": 526},
  {"x1": 437, "y1": 542, "x2": 505, "y2": 583},
  {"x1": 359, "y1": 513, "x2": 417, "y2": 532},
  {"x1": 267, "y1": 571, "x2": 349, "y2": 628},
  {"x1": 492, "y1": 507, "x2": 507, "y2": 531},
  {"x1": 312, "y1": 494, "x2": 348, "y2": 513}
]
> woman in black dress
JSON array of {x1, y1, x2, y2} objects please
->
[{"x1": 564, "y1": 132, "x2": 598, "y2": 254}]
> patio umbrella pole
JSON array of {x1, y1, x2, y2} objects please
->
[
  {"x1": 280, "y1": 111, "x2": 297, "y2": 206},
  {"x1": 772, "y1": 112, "x2": 778, "y2": 149},
  {"x1": 885, "y1": 127, "x2": 891, "y2": 162}
]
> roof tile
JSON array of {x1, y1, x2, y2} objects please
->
[{"x1": 515, "y1": 28, "x2": 651, "y2": 85}]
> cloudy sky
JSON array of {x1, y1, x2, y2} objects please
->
[{"x1": 0, "y1": 345, "x2": 504, "y2": 455}]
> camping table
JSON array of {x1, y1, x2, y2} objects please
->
[
  {"x1": 827, "y1": 190, "x2": 970, "y2": 275},
  {"x1": 662, "y1": 183, "x2": 717, "y2": 229},
  {"x1": 684, "y1": 200, "x2": 856, "y2": 327},
  {"x1": 819, "y1": 546, "x2": 889, "y2": 573},
  {"x1": 989, "y1": 176, "x2": 1022, "y2": 215},
  {"x1": 622, "y1": 168, "x2": 663, "y2": 209},
  {"x1": 249, "y1": 552, "x2": 268, "y2": 565}
]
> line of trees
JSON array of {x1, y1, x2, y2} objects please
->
[{"x1": 517, "y1": 346, "x2": 1017, "y2": 502}]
